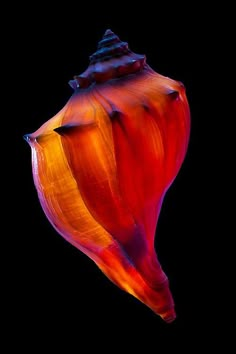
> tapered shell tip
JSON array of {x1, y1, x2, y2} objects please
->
[{"x1": 104, "y1": 29, "x2": 114, "y2": 36}]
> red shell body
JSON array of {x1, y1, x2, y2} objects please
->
[{"x1": 25, "y1": 30, "x2": 190, "y2": 322}]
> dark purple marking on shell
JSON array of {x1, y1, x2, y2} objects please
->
[{"x1": 167, "y1": 90, "x2": 180, "y2": 100}]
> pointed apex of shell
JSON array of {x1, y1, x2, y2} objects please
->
[
  {"x1": 90, "y1": 30, "x2": 127, "y2": 63},
  {"x1": 104, "y1": 29, "x2": 114, "y2": 37},
  {"x1": 69, "y1": 30, "x2": 146, "y2": 90}
]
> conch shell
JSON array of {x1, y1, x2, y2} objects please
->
[{"x1": 24, "y1": 30, "x2": 190, "y2": 322}]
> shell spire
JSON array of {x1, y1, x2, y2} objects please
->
[{"x1": 69, "y1": 29, "x2": 146, "y2": 89}]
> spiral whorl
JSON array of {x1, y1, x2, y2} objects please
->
[
  {"x1": 69, "y1": 30, "x2": 146, "y2": 90},
  {"x1": 89, "y1": 29, "x2": 130, "y2": 64}
]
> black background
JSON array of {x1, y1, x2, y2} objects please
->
[{"x1": 9, "y1": 3, "x2": 223, "y2": 351}]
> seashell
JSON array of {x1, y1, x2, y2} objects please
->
[{"x1": 24, "y1": 29, "x2": 190, "y2": 323}]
